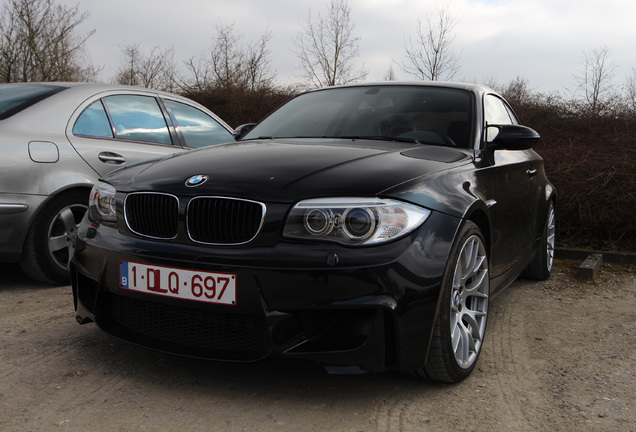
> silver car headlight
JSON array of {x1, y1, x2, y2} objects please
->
[
  {"x1": 88, "y1": 181, "x2": 117, "y2": 222},
  {"x1": 283, "y1": 198, "x2": 431, "y2": 246}
]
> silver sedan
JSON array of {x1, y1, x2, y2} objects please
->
[{"x1": 0, "y1": 82, "x2": 235, "y2": 284}]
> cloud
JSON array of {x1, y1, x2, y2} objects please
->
[{"x1": 60, "y1": 0, "x2": 636, "y2": 92}]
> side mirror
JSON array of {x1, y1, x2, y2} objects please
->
[
  {"x1": 485, "y1": 124, "x2": 540, "y2": 150},
  {"x1": 233, "y1": 123, "x2": 257, "y2": 140}
]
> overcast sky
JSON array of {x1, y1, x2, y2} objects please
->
[{"x1": 58, "y1": 0, "x2": 636, "y2": 95}]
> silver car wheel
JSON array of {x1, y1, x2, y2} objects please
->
[
  {"x1": 449, "y1": 234, "x2": 489, "y2": 369},
  {"x1": 546, "y1": 203, "x2": 556, "y2": 273},
  {"x1": 47, "y1": 203, "x2": 87, "y2": 271},
  {"x1": 521, "y1": 200, "x2": 556, "y2": 281}
]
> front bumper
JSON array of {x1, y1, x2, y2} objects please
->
[{"x1": 71, "y1": 211, "x2": 460, "y2": 373}]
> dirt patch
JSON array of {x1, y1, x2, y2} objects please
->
[{"x1": 0, "y1": 261, "x2": 634, "y2": 431}]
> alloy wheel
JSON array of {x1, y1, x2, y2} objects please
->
[
  {"x1": 546, "y1": 204, "x2": 556, "y2": 273},
  {"x1": 449, "y1": 234, "x2": 489, "y2": 369},
  {"x1": 47, "y1": 203, "x2": 87, "y2": 271}
]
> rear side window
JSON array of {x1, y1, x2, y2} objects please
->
[
  {"x1": 103, "y1": 95, "x2": 172, "y2": 145},
  {"x1": 165, "y1": 100, "x2": 233, "y2": 148},
  {"x1": 74, "y1": 94, "x2": 174, "y2": 145},
  {"x1": 72, "y1": 100, "x2": 113, "y2": 138},
  {"x1": 0, "y1": 85, "x2": 66, "y2": 120}
]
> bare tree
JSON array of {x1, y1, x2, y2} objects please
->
[
  {"x1": 209, "y1": 24, "x2": 245, "y2": 90},
  {"x1": 114, "y1": 43, "x2": 176, "y2": 91},
  {"x1": 293, "y1": 0, "x2": 367, "y2": 88},
  {"x1": 624, "y1": 68, "x2": 636, "y2": 113},
  {"x1": 181, "y1": 24, "x2": 274, "y2": 92},
  {"x1": 243, "y1": 29, "x2": 274, "y2": 91},
  {"x1": 384, "y1": 65, "x2": 398, "y2": 81},
  {"x1": 499, "y1": 76, "x2": 532, "y2": 107},
  {"x1": 401, "y1": 4, "x2": 460, "y2": 81},
  {"x1": 183, "y1": 55, "x2": 213, "y2": 93},
  {"x1": 115, "y1": 44, "x2": 141, "y2": 87},
  {"x1": 574, "y1": 46, "x2": 618, "y2": 116},
  {"x1": 0, "y1": 0, "x2": 98, "y2": 83}
]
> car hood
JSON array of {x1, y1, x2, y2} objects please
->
[{"x1": 106, "y1": 139, "x2": 473, "y2": 203}]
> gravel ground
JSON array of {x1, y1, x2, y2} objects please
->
[{"x1": 0, "y1": 260, "x2": 634, "y2": 431}]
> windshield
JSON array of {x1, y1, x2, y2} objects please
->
[
  {"x1": 243, "y1": 85, "x2": 473, "y2": 148},
  {"x1": 0, "y1": 84, "x2": 67, "y2": 120}
]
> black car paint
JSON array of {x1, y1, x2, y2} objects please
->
[
  {"x1": 72, "y1": 139, "x2": 470, "y2": 371},
  {"x1": 106, "y1": 139, "x2": 472, "y2": 202},
  {"x1": 72, "y1": 208, "x2": 461, "y2": 372},
  {"x1": 71, "y1": 83, "x2": 554, "y2": 375}
]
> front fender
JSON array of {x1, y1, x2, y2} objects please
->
[{"x1": 382, "y1": 163, "x2": 490, "y2": 219}]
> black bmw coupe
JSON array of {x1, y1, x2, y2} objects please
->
[{"x1": 71, "y1": 82, "x2": 555, "y2": 382}]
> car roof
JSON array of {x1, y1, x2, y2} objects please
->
[
  {"x1": 2, "y1": 81, "x2": 167, "y2": 94},
  {"x1": 0, "y1": 81, "x2": 213, "y2": 107},
  {"x1": 0, "y1": 82, "x2": 232, "y2": 131},
  {"x1": 306, "y1": 81, "x2": 497, "y2": 97}
]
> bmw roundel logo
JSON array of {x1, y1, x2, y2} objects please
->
[{"x1": 185, "y1": 175, "x2": 209, "y2": 187}]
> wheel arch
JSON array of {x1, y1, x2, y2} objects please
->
[
  {"x1": 40, "y1": 184, "x2": 93, "y2": 206},
  {"x1": 539, "y1": 183, "x2": 557, "y2": 226},
  {"x1": 19, "y1": 185, "x2": 93, "y2": 284},
  {"x1": 412, "y1": 204, "x2": 490, "y2": 372},
  {"x1": 465, "y1": 207, "x2": 491, "y2": 259},
  {"x1": 21, "y1": 184, "x2": 94, "y2": 251}
]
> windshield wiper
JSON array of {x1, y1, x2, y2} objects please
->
[
  {"x1": 249, "y1": 136, "x2": 319, "y2": 140},
  {"x1": 248, "y1": 135, "x2": 423, "y2": 145},
  {"x1": 339, "y1": 135, "x2": 422, "y2": 145}
]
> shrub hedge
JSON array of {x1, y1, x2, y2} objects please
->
[{"x1": 516, "y1": 101, "x2": 635, "y2": 252}]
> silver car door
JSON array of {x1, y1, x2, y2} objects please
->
[{"x1": 67, "y1": 94, "x2": 184, "y2": 176}]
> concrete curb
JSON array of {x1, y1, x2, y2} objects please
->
[{"x1": 555, "y1": 247, "x2": 636, "y2": 266}]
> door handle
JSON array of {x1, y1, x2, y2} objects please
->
[
  {"x1": 526, "y1": 168, "x2": 537, "y2": 177},
  {"x1": 98, "y1": 152, "x2": 126, "y2": 164}
]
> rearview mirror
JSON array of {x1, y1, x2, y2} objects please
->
[{"x1": 485, "y1": 124, "x2": 540, "y2": 150}]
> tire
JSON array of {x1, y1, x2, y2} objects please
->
[
  {"x1": 523, "y1": 201, "x2": 555, "y2": 281},
  {"x1": 19, "y1": 190, "x2": 89, "y2": 285},
  {"x1": 411, "y1": 221, "x2": 490, "y2": 382}
]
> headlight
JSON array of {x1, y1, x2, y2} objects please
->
[
  {"x1": 88, "y1": 181, "x2": 117, "y2": 222},
  {"x1": 283, "y1": 198, "x2": 431, "y2": 246}
]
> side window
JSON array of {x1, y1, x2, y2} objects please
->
[
  {"x1": 73, "y1": 100, "x2": 114, "y2": 138},
  {"x1": 484, "y1": 95, "x2": 513, "y2": 142},
  {"x1": 165, "y1": 100, "x2": 233, "y2": 148},
  {"x1": 102, "y1": 95, "x2": 172, "y2": 145}
]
